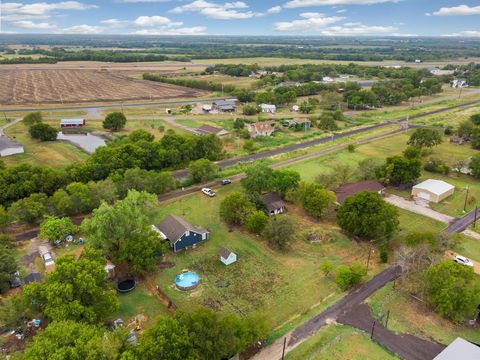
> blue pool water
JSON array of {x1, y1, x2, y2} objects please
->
[{"x1": 175, "y1": 272, "x2": 199, "y2": 290}]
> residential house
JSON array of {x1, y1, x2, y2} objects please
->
[
  {"x1": 262, "y1": 192, "x2": 286, "y2": 216},
  {"x1": 153, "y1": 215, "x2": 209, "y2": 252},
  {"x1": 334, "y1": 180, "x2": 386, "y2": 205},
  {"x1": 433, "y1": 337, "x2": 480, "y2": 360},
  {"x1": 452, "y1": 79, "x2": 468, "y2": 88},
  {"x1": 219, "y1": 247, "x2": 237, "y2": 266},
  {"x1": 247, "y1": 121, "x2": 275, "y2": 138},
  {"x1": 213, "y1": 99, "x2": 237, "y2": 112},
  {"x1": 0, "y1": 135, "x2": 24, "y2": 157},
  {"x1": 260, "y1": 104, "x2": 276, "y2": 114},
  {"x1": 195, "y1": 124, "x2": 230, "y2": 137},
  {"x1": 60, "y1": 118, "x2": 85, "y2": 128},
  {"x1": 411, "y1": 179, "x2": 455, "y2": 203}
]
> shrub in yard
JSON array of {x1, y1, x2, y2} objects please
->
[
  {"x1": 347, "y1": 144, "x2": 355, "y2": 153},
  {"x1": 335, "y1": 264, "x2": 366, "y2": 291},
  {"x1": 320, "y1": 260, "x2": 333, "y2": 277},
  {"x1": 103, "y1": 112, "x2": 127, "y2": 131},
  {"x1": 243, "y1": 104, "x2": 259, "y2": 116},
  {"x1": 23, "y1": 112, "x2": 42, "y2": 126},
  {"x1": 219, "y1": 192, "x2": 255, "y2": 225},
  {"x1": 29, "y1": 123, "x2": 58, "y2": 141},
  {"x1": 379, "y1": 246, "x2": 388, "y2": 263},
  {"x1": 243, "y1": 139, "x2": 256, "y2": 153},
  {"x1": 245, "y1": 211, "x2": 269, "y2": 234},
  {"x1": 263, "y1": 216, "x2": 296, "y2": 250}
]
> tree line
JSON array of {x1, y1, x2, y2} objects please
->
[{"x1": 143, "y1": 73, "x2": 236, "y2": 93}]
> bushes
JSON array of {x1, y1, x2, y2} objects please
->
[
  {"x1": 143, "y1": 72, "x2": 236, "y2": 93},
  {"x1": 245, "y1": 211, "x2": 268, "y2": 234},
  {"x1": 335, "y1": 264, "x2": 366, "y2": 290},
  {"x1": 103, "y1": 112, "x2": 127, "y2": 131},
  {"x1": 262, "y1": 216, "x2": 296, "y2": 250},
  {"x1": 29, "y1": 123, "x2": 58, "y2": 141},
  {"x1": 424, "y1": 158, "x2": 449, "y2": 175},
  {"x1": 219, "y1": 192, "x2": 255, "y2": 225}
]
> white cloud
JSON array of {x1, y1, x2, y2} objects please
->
[
  {"x1": 0, "y1": 1, "x2": 96, "y2": 23},
  {"x1": 336, "y1": 9, "x2": 347, "y2": 13},
  {"x1": 284, "y1": 0, "x2": 398, "y2": 8},
  {"x1": 100, "y1": 15, "x2": 206, "y2": 35},
  {"x1": 320, "y1": 22, "x2": 396, "y2": 35},
  {"x1": 132, "y1": 26, "x2": 207, "y2": 35},
  {"x1": 61, "y1": 24, "x2": 103, "y2": 34},
  {"x1": 391, "y1": 32, "x2": 418, "y2": 37},
  {"x1": 133, "y1": 15, "x2": 182, "y2": 27},
  {"x1": 100, "y1": 19, "x2": 129, "y2": 27},
  {"x1": 170, "y1": 0, "x2": 259, "y2": 19},
  {"x1": 274, "y1": 12, "x2": 345, "y2": 31},
  {"x1": 428, "y1": 5, "x2": 480, "y2": 17},
  {"x1": 116, "y1": 0, "x2": 172, "y2": 2},
  {"x1": 442, "y1": 30, "x2": 480, "y2": 37},
  {"x1": 267, "y1": 6, "x2": 282, "y2": 14},
  {"x1": 13, "y1": 20, "x2": 55, "y2": 29}
]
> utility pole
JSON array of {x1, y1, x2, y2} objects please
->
[
  {"x1": 464, "y1": 185, "x2": 470, "y2": 213},
  {"x1": 366, "y1": 245, "x2": 374, "y2": 272},
  {"x1": 474, "y1": 206, "x2": 478, "y2": 229},
  {"x1": 281, "y1": 337, "x2": 287, "y2": 360},
  {"x1": 370, "y1": 320, "x2": 376, "y2": 340},
  {"x1": 385, "y1": 310, "x2": 390, "y2": 329}
]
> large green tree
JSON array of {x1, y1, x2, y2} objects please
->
[
  {"x1": 407, "y1": 128, "x2": 443, "y2": 148},
  {"x1": 8, "y1": 193, "x2": 50, "y2": 224},
  {"x1": 188, "y1": 159, "x2": 219, "y2": 184},
  {"x1": 303, "y1": 187, "x2": 336, "y2": 219},
  {"x1": 29, "y1": 123, "x2": 58, "y2": 141},
  {"x1": 39, "y1": 216, "x2": 77, "y2": 244},
  {"x1": 22, "y1": 112, "x2": 42, "y2": 126},
  {"x1": 81, "y1": 190, "x2": 163, "y2": 274},
  {"x1": 0, "y1": 234, "x2": 17, "y2": 293},
  {"x1": 103, "y1": 112, "x2": 127, "y2": 131},
  {"x1": 423, "y1": 261, "x2": 480, "y2": 323},
  {"x1": 263, "y1": 216, "x2": 296, "y2": 250},
  {"x1": 377, "y1": 155, "x2": 421, "y2": 185},
  {"x1": 219, "y1": 192, "x2": 255, "y2": 225},
  {"x1": 24, "y1": 249, "x2": 118, "y2": 324},
  {"x1": 337, "y1": 191, "x2": 399, "y2": 242},
  {"x1": 470, "y1": 154, "x2": 480, "y2": 178}
]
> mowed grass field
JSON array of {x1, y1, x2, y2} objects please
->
[
  {"x1": 152, "y1": 183, "x2": 383, "y2": 332},
  {"x1": 286, "y1": 324, "x2": 399, "y2": 360}
]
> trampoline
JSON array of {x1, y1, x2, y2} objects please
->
[{"x1": 117, "y1": 279, "x2": 136, "y2": 293}]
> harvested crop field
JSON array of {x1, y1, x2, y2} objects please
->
[{"x1": 0, "y1": 69, "x2": 207, "y2": 105}]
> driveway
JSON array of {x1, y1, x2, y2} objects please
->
[
  {"x1": 445, "y1": 250, "x2": 480, "y2": 275},
  {"x1": 385, "y1": 194, "x2": 455, "y2": 224},
  {"x1": 0, "y1": 117, "x2": 22, "y2": 136}
]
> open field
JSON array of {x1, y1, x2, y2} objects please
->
[
  {"x1": 285, "y1": 324, "x2": 399, "y2": 360},
  {"x1": 0, "y1": 69, "x2": 208, "y2": 105},
  {"x1": 153, "y1": 183, "x2": 383, "y2": 331}
]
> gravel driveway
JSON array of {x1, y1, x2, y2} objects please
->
[{"x1": 385, "y1": 194, "x2": 455, "y2": 224}]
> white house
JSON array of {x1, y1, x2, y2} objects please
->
[
  {"x1": 411, "y1": 179, "x2": 455, "y2": 203},
  {"x1": 260, "y1": 104, "x2": 276, "y2": 114},
  {"x1": 452, "y1": 79, "x2": 468, "y2": 88},
  {"x1": 219, "y1": 247, "x2": 237, "y2": 266},
  {"x1": 0, "y1": 136, "x2": 24, "y2": 157}
]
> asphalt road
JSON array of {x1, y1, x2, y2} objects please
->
[
  {"x1": 445, "y1": 208, "x2": 479, "y2": 234},
  {"x1": 287, "y1": 266, "x2": 403, "y2": 347}
]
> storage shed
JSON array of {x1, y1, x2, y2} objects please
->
[
  {"x1": 219, "y1": 247, "x2": 237, "y2": 266},
  {"x1": 412, "y1": 179, "x2": 455, "y2": 203},
  {"x1": 60, "y1": 118, "x2": 85, "y2": 128}
]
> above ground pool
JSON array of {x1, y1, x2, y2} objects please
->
[{"x1": 175, "y1": 271, "x2": 199, "y2": 291}]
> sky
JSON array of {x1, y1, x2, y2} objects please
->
[{"x1": 1, "y1": 0, "x2": 480, "y2": 37}]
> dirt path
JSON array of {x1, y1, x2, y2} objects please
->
[
  {"x1": 250, "y1": 266, "x2": 402, "y2": 360},
  {"x1": 385, "y1": 194, "x2": 455, "y2": 224},
  {"x1": 337, "y1": 304, "x2": 445, "y2": 360}
]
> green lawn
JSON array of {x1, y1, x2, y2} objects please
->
[
  {"x1": 286, "y1": 324, "x2": 399, "y2": 360},
  {"x1": 152, "y1": 183, "x2": 381, "y2": 332},
  {"x1": 366, "y1": 282, "x2": 480, "y2": 346}
]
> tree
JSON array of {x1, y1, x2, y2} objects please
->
[
  {"x1": 404, "y1": 231, "x2": 437, "y2": 249},
  {"x1": 407, "y1": 128, "x2": 443, "y2": 148},
  {"x1": 24, "y1": 250, "x2": 118, "y2": 324},
  {"x1": 0, "y1": 294, "x2": 31, "y2": 331},
  {"x1": 8, "y1": 193, "x2": 50, "y2": 224},
  {"x1": 0, "y1": 205, "x2": 11, "y2": 227},
  {"x1": 0, "y1": 234, "x2": 17, "y2": 293},
  {"x1": 320, "y1": 260, "x2": 333, "y2": 277},
  {"x1": 129, "y1": 317, "x2": 198, "y2": 360},
  {"x1": 377, "y1": 155, "x2": 421, "y2": 185},
  {"x1": 303, "y1": 187, "x2": 336, "y2": 218},
  {"x1": 39, "y1": 216, "x2": 77, "y2": 245},
  {"x1": 243, "y1": 139, "x2": 255, "y2": 153},
  {"x1": 357, "y1": 159, "x2": 381, "y2": 180},
  {"x1": 128, "y1": 129, "x2": 155, "y2": 142},
  {"x1": 318, "y1": 112, "x2": 339, "y2": 131},
  {"x1": 81, "y1": 190, "x2": 163, "y2": 274},
  {"x1": 219, "y1": 192, "x2": 255, "y2": 225},
  {"x1": 241, "y1": 163, "x2": 274, "y2": 194},
  {"x1": 115, "y1": 169, "x2": 175, "y2": 198},
  {"x1": 263, "y1": 217, "x2": 296, "y2": 250},
  {"x1": 29, "y1": 123, "x2": 58, "y2": 141},
  {"x1": 23, "y1": 112, "x2": 42, "y2": 126},
  {"x1": 272, "y1": 170, "x2": 300, "y2": 197},
  {"x1": 299, "y1": 100, "x2": 314, "y2": 114},
  {"x1": 242, "y1": 104, "x2": 259, "y2": 116},
  {"x1": 403, "y1": 146, "x2": 422, "y2": 160},
  {"x1": 470, "y1": 154, "x2": 480, "y2": 178},
  {"x1": 470, "y1": 126, "x2": 480, "y2": 149},
  {"x1": 189, "y1": 159, "x2": 219, "y2": 184},
  {"x1": 470, "y1": 113, "x2": 480, "y2": 126},
  {"x1": 103, "y1": 112, "x2": 127, "y2": 131},
  {"x1": 423, "y1": 261, "x2": 480, "y2": 323},
  {"x1": 316, "y1": 163, "x2": 356, "y2": 189},
  {"x1": 457, "y1": 120, "x2": 474, "y2": 140},
  {"x1": 245, "y1": 211, "x2": 269, "y2": 234},
  {"x1": 337, "y1": 191, "x2": 399, "y2": 242},
  {"x1": 65, "y1": 182, "x2": 96, "y2": 214},
  {"x1": 335, "y1": 264, "x2": 366, "y2": 291},
  {"x1": 23, "y1": 320, "x2": 124, "y2": 360}
]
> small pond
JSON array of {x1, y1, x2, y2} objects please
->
[{"x1": 57, "y1": 131, "x2": 106, "y2": 153}]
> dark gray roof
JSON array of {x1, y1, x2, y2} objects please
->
[
  {"x1": 261, "y1": 192, "x2": 285, "y2": 212},
  {"x1": 219, "y1": 247, "x2": 233, "y2": 259},
  {"x1": 156, "y1": 215, "x2": 208, "y2": 246},
  {"x1": 0, "y1": 136, "x2": 23, "y2": 151},
  {"x1": 24, "y1": 272, "x2": 43, "y2": 284},
  {"x1": 213, "y1": 99, "x2": 237, "y2": 106},
  {"x1": 434, "y1": 338, "x2": 480, "y2": 360}
]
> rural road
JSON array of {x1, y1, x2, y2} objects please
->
[
  {"x1": 445, "y1": 208, "x2": 480, "y2": 234},
  {"x1": 250, "y1": 266, "x2": 403, "y2": 360}
]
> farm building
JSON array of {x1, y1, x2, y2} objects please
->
[
  {"x1": 153, "y1": 215, "x2": 209, "y2": 252},
  {"x1": 247, "y1": 121, "x2": 276, "y2": 138},
  {"x1": 262, "y1": 192, "x2": 286, "y2": 216},
  {"x1": 213, "y1": 99, "x2": 237, "y2": 112},
  {"x1": 260, "y1": 104, "x2": 276, "y2": 114},
  {"x1": 195, "y1": 124, "x2": 230, "y2": 137},
  {"x1": 219, "y1": 247, "x2": 237, "y2": 266},
  {"x1": 60, "y1": 118, "x2": 85, "y2": 128},
  {"x1": 334, "y1": 180, "x2": 386, "y2": 205},
  {"x1": 433, "y1": 337, "x2": 480, "y2": 359},
  {"x1": 412, "y1": 179, "x2": 455, "y2": 203},
  {"x1": 0, "y1": 135, "x2": 24, "y2": 157}
]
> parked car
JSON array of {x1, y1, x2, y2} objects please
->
[
  {"x1": 221, "y1": 179, "x2": 232, "y2": 185},
  {"x1": 453, "y1": 255, "x2": 474, "y2": 267},
  {"x1": 201, "y1": 188, "x2": 215, "y2": 197},
  {"x1": 9, "y1": 272, "x2": 21, "y2": 288}
]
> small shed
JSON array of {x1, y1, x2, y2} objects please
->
[
  {"x1": 412, "y1": 179, "x2": 455, "y2": 203},
  {"x1": 60, "y1": 118, "x2": 85, "y2": 128},
  {"x1": 262, "y1": 192, "x2": 286, "y2": 216},
  {"x1": 0, "y1": 135, "x2": 24, "y2": 157},
  {"x1": 104, "y1": 263, "x2": 116, "y2": 279},
  {"x1": 260, "y1": 104, "x2": 276, "y2": 114},
  {"x1": 219, "y1": 247, "x2": 237, "y2": 266},
  {"x1": 24, "y1": 272, "x2": 43, "y2": 285}
]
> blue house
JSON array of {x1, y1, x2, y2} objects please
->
[{"x1": 153, "y1": 215, "x2": 209, "y2": 253}]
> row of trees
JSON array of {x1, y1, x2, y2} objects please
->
[{"x1": 143, "y1": 72, "x2": 236, "y2": 93}]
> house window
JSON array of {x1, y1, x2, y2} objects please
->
[{"x1": 202, "y1": 233, "x2": 207, "y2": 240}]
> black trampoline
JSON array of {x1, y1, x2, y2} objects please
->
[{"x1": 117, "y1": 279, "x2": 136, "y2": 293}]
